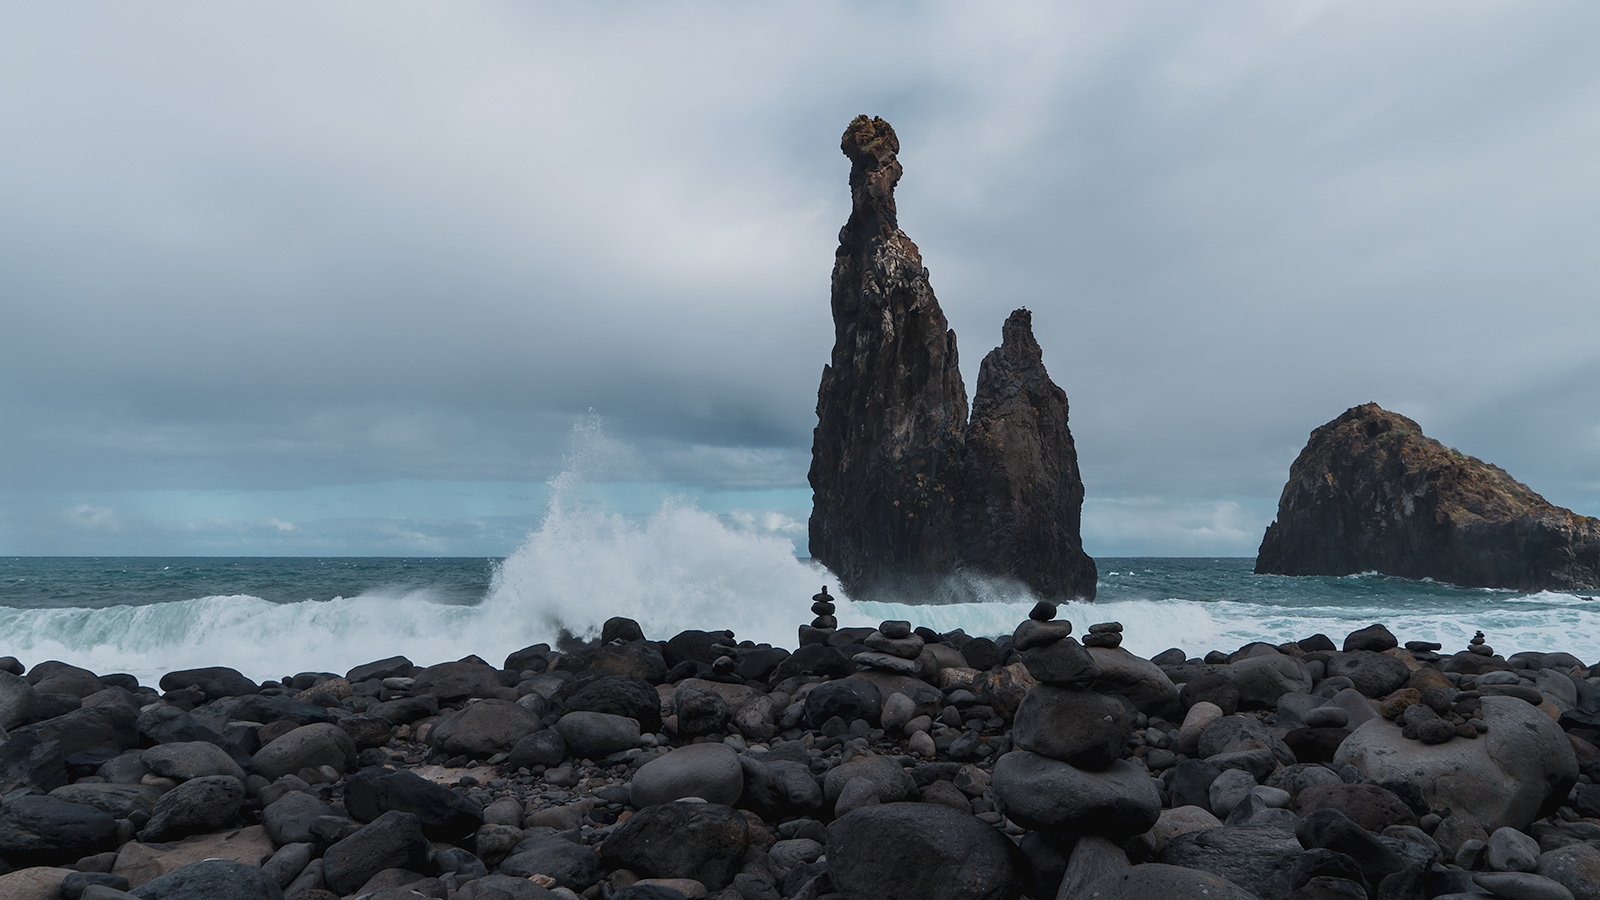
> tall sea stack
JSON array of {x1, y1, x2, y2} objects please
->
[
  {"x1": 1256, "y1": 402, "x2": 1600, "y2": 590},
  {"x1": 959, "y1": 309, "x2": 1096, "y2": 596},
  {"x1": 808, "y1": 115, "x2": 1096, "y2": 601}
]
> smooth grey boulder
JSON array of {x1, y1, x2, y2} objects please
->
[
  {"x1": 48, "y1": 783, "x2": 161, "y2": 820},
  {"x1": 428, "y1": 699, "x2": 543, "y2": 757},
  {"x1": 1473, "y1": 871, "x2": 1577, "y2": 900},
  {"x1": 499, "y1": 836, "x2": 606, "y2": 891},
  {"x1": 128, "y1": 858, "x2": 283, "y2": 900},
  {"x1": 0, "y1": 671, "x2": 38, "y2": 729},
  {"x1": 453, "y1": 873, "x2": 559, "y2": 900},
  {"x1": 321, "y1": 810, "x2": 430, "y2": 895},
  {"x1": 1084, "y1": 864, "x2": 1262, "y2": 900},
  {"x1": 138, "y1": 775, "x2": 245, "y2": 841},
  {"x1": 1011, "y1": 685, "x2": 1129, "y2": 770},
  {"x1": 1334, "y1": 695, "x2": 1577, "y2": 831},
  {"x1": 1489, "y1": 825, "x2": 1542, "y2": 872},
  {"x1": 1537, "y1": 843, "x2": 1600, "y2": 900},
  {"x1": 827, "y1": 802, "x2": 1016, "y2": 900},
  {"x1": 631, "y1": 742, "x2": 743, "y2": 808},
  {"x1": 0, "y1": 793, "x2": 117, "y2": 863},
  {"x1": 1085, "y1": 646, "x2": 1180, "y2": 717},
  {"x1": 507, "y1": 731, "x2": 567, "y2": 769},
  {"x1": 1158, "y1": 824, "x2": 1302, "y2": 900},
  {"x1": 262, "y1": 790, "x2": 342, "y2": 845},
  {"x1": 553, "y1": 712, "x2": 639, "y2": 759},
  {"x1": 822, "y1": 754, "x2": 917, "y2": 807},
  {"x1": 252, "y1": 722, "x2": 357, "y2": 780},
  {"x1": 991, "y1": 752, "x2": 1160, "y2": 836},
  {"x1": 140, "y1": 742, "x2": 245, "y2": 782}
]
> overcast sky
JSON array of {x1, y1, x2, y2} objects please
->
[{"x1": 3, "y1": 2, "x2": 1598, "y2": 558}]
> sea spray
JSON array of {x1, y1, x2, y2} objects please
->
[
  {"x1": 6, "y1": 422, "x2": 1600, "y2": 682},
  {"x1": 0, "y1": 419, "x2": 858, "y2": 683}
]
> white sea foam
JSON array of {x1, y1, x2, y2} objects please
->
[{"x1": 5, "y1": 419, "x2": 1600, "y2": 683}]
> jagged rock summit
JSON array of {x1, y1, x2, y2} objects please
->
[
  {"x1": 1256, "y1": 402, "x2": 1600, "y2": 590},
  {"x1": 809, "y1": 115, "x2": 1096, "y2": 602}
]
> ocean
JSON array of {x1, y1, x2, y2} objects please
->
[{"x1": 5, "y1": 490, "x2": 1599, "y2": 686}]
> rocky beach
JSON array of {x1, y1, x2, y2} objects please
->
[{"x1": 5, "y1": 597, "x2": 1600, "y2": 900}]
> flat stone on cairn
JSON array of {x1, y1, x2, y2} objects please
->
[
  {"x1": 1014, "y1": 605, "x2": 1097, "y2": 686},
  {"x1": 1084, "y1": 621, "x2": 1125, "y2": 649},
  {"x1": 803, "y1": 586, "x2": 838, "y2": 638},
  {"x1": 994, "y1": 611, "x2": 1159, "y2": 837},
  {"x1": 854, "y1": 620, "x2": 927, "y2": 674}
]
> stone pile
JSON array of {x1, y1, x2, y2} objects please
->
[
  {"x1": 852, "y1": 621, "x2": 924, "y2": 676},
  {"x1": 5, "y1": 597, "x2": 1600, "y2": 900}
]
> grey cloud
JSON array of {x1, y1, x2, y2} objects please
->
[{"x1": 3, "y1": 2, "x2": 1598, "y2": 556}]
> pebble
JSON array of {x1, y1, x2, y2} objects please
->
[{"x1": 12, "y1": 604, "x2": 1597, "y2": 900}]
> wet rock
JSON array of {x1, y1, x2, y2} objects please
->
[
  {"x1": 48, "y1": 783, "x2": 160, "y2": 820},
  {"x1": 134, "y1": 706, "x2": 219, "y2": 746},
  {"x1": 1472, "y1": 870, "x2": 1577, "y2": 900},
  {"x1": 0, "y1": 733, "x2": 68, "y2": 794},
  {"x1": 826, "y1": 802, "x2": 1016, "y2": 900}
]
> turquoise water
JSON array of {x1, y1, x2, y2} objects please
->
[{"x1": 3, "y1": 551, "x2": 1595, "y2": 686}]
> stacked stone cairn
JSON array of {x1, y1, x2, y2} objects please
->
[
  {"x1": 852, "y1": 621, "x2": 925, "y2": 676},
  {"x1": 990, "y1": 603, "x2": 1161, "y2": 849},
  {"x1": 12, "y1": 595, "x2": 1600, "y2": 900},
  {"x1": 798, "y1": 587, "x2": 837, "y2": 648}
]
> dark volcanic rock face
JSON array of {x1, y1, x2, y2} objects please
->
[
  {"x1": 809, "y1": 115, "x2": 1094, "y2": 601},
  {"x1": 1256, "y1": 402, "x2": 1600, "y2": 590},
  {"x1": 809, "y1": 115, "x2": 969, "y2": 597},
  {"x1": 960, "y1": 309, "x2": 1096, "y2": 598}
]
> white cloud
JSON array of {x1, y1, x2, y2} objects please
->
[
  {"x1": 1082, "y1": 497, "x2": 1268, "y2": 558},
  {"x1": 267, "y1": 518, "x2": 296, "y2": 532},
  {"x1": 65, "y1": 504, "x2": 117, "y2": 530}
]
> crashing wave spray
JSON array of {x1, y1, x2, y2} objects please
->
[
  {"x1": 0, "y1": 417, "x2": 866, "y2": 683},
  {"x1": 482, "y1": 415, "x2": 861, "y2": 649}
]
